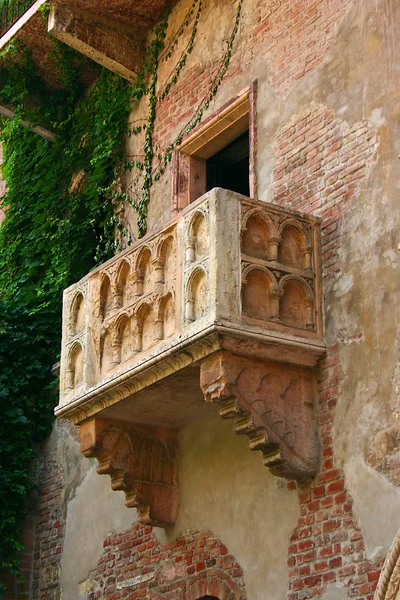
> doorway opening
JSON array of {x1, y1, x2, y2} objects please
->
[{"x1": 206, "y1": 130, "x2": 250, "y2": 197}]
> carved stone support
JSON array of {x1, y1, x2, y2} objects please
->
[
  {"x1": 185, "y1": 235, "x2": 196, "y2": 264},
  {"x1": 374, "y1": 528, "x2": 400, "y2": 600},
  {"x1": 268, "y1": 235, "x2": 281, "y2": 261},
  {"x1": 200, "y1": 352, "x2": 319, "y2": 481},
  {"x1": 79, "y1": 417, "x2": 179, "y2": 526}
]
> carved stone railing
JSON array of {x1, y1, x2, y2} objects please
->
[{"x1": 56, "y1": 188, "x2": 325, "y2": 525}]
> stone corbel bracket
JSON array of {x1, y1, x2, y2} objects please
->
[
  {"x1": 374, "y1": 527, "x2": 400, "y2": 600},
  {"x1": 79, "y1": 417, "x2": 179, "y2": 526},
  {"x1": 200, "y1": 352, "x2": 319, "y2": 481}
]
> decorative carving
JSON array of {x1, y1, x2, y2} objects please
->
[
  {"x1": 69, "y1": 291, "x2": 85, "y2": 335},
  {"x1": 79, "y1": 417, "x2": 179, "y2": 526},
  {"x1": 185, "y1": 267, "x2": 209, "y2": 323},
  {"x1": 135, "y1": 246, "x2": 152, "y2": 296},
  {"x1": 185, "y1": 207, "x2": 209, "y2": 264},
  {"x1": 375, "y1": 528, "x2": 400, "y2": 600},
  {"x1": 114, "y1": 260, "x2": 131, "y2": 309},
  {"x1": 279, "y1": 275, "x2": 314, "y2": 330},
  {"x1": 242, "y1": 266, "x2": 279, "y2": 321},
  {"x1": 59, "y1": 190, "x2": 323, "y2": 434},
  {"x1": 200, "y1": 352, "x2": 319, "y2": 480},
  {"x1": 278, "y1": 221, "x2": 309, "y2": 270},
  {"x1": 240, "y1": 203, "x2": 317, "y2": 333},
  {"x1": 65, "y1": 342, "x2": 84, "y2": 390},
  {"x1": 99, "y1": 274, "x2": 112, "y2": 321}
]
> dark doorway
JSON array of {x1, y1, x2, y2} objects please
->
[
  {"x1": 197, "y1": 597, "x2": 219, "y2": 600},
  {"x1": 206, "y1": 130, "x2": 250, "y2": 197}
]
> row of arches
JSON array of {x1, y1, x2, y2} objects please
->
[
  {"x1": 242, "y1": 267, "x2": 314, "y2": 329},
  {"x1": 65, "y1": 294, "x2": 175, "y2": 390},
  {"x1": 100, "y1": 293, "x2": 175, "y2": 376},
  {"x1": 242, "y1": 211, "x2": 313, "y2": 271},
  {"x1": 67, "y1": 236, "x2": 176, "y2": 337},
  {"x1": 99, "y1": 235, "x2": 175, "y2": 321}
]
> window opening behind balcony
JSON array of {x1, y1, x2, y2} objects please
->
[
  {"x1": 206, "y1": 130, "x2": 250, "y2": 197},
  {"x1": 172, "y1": 83, "x2": 257, "y2": 213}
]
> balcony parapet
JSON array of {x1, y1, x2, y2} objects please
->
[{"x1": 57, "y1": 188, "x2": 325, "y2": 524}]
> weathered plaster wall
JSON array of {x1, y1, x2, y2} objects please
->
[
  {"x1": 29, "y1": 414, "x2": 298, "y2": 600},
  {"x1": 60, "y1": 463, "x2": 136, "y2": 599},
  {"x1": 28, "y1": 420, "x2": 136, "y2": 599},
  {"x1": 19, "y1": 0, "x2": 400, "y2": 598},
  {"x1": 130, "y1": 0, "x2": 400, "y2": 558},
  {"x1": 162, "y1": 415, "x2": 299, "y2": 600}
]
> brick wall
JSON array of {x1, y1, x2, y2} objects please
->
[
  {"x1": 83, "y1": 526, "x2": 246, "y2": 600},
  {"x1": 270, "y1": 101, "x2": 384, "y2": 600},
  {"x1": 9, "y1": 0, "x2": 400, "y2": 598},
  {"x1": 251, "y1": 0, "x2": 353, "y2": 97},
  {"x1": 287, "y1": 345, "x2": 383, "y2": 600}
]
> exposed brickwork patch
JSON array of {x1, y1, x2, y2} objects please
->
[
  {"x1": 252, "y1": 0, "x2": 353, "y2": 97},
  {"x1": 272, "y1": 102, "x2": 379, "y2": 285},
  {"x1": 272, "y1": 103, "x2": 383, "y2": 599},
  {"x1": 368, "y1": 423, "x2": 400, "y2": 488},
  {"x1": 31, "y1": 439, "x2": 66, "y2": 600},
  {"x1": 84, "y1": 526, "x2": 246, "y2": 600},
  {"x1": 287, "y1": 344, "x2": 384, "y2": 600}
]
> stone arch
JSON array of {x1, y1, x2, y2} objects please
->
[
  {"x1": 66, "y1": 341, "x2": 83, "y2": 390},
  {"x1": 241, "y1": 266, "x2": 278, "y2": 321},
  {"x1": 158, "y1": 234, "x2": 175, "y2": 286},
  {"x1": 241, "y1": 210, "x2": 273, "y2": 260},
  {"x1": 185, "y1": 267, "x2": 209, "y2": 322},
  {"x1": 186, "y1": 210, "x2": 208, "y2": 263},
  {"x1": 182, "y1": 572, "x2": 242, "y2": 600},
  {"x1": 100, "y1": 328, "x2": 113, "y2": 375},
  {"x1": 115, "y1": 260, "x2": 131, "y2": 308},
  {"x1": 69, "y1": 291, "x2": 85, "y2": 335},
  {"x1": 279, "y1": 274, "x2": 314, "y2": 329},
  {"x1": 136, "y1": 301, "x2": 153, "y2": 351},
  {"x1": 115, "y1": 313, "x2": 133, "y2": 364},
  {"x1": 134, "y1": 246, "x2": 152, "y2": 295},
  {"x1": 374, "y1": 527, "x2": 400, "y2": 600},
  {"x1": 278, "y1": 220, "x2": 310, "y2": 269},
  {"x1": 157, "y1": 292, "x2": 175, "y2": 340},
  {"x1": 99, "y1": 273, "x2": 113, "y2": 321}
]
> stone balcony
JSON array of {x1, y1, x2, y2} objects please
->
[{"x1": 56, "y1": 188, "x2": 325, "y2": 525}]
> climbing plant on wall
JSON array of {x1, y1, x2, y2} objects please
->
[
  {"x1": 0, "y1": 0, "x2": 243, "y2": 589},
  {"x1": 0, "y1": 44, "x2": 133, "y2": 588},
  {"x1": 113, "y1": 0, "x2": 243, "y2": 237}
]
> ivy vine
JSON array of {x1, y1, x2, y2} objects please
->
[
  {"x1": 0, "y1": 45, "x2": 132, "y2": 591},
  {"x1": 114, "y1": 0, "x2": 243, "y2": 237},
  {"x1": 0, "y1": 0, "x2": 243, "y2": 591}
]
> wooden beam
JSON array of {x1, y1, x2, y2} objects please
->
[
  {"x1": 48, "y1": 4, "x2": 145, "y2": 83},
  {"x1": 0, "y1": 105, "x2": 56, "y2": 142}
]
